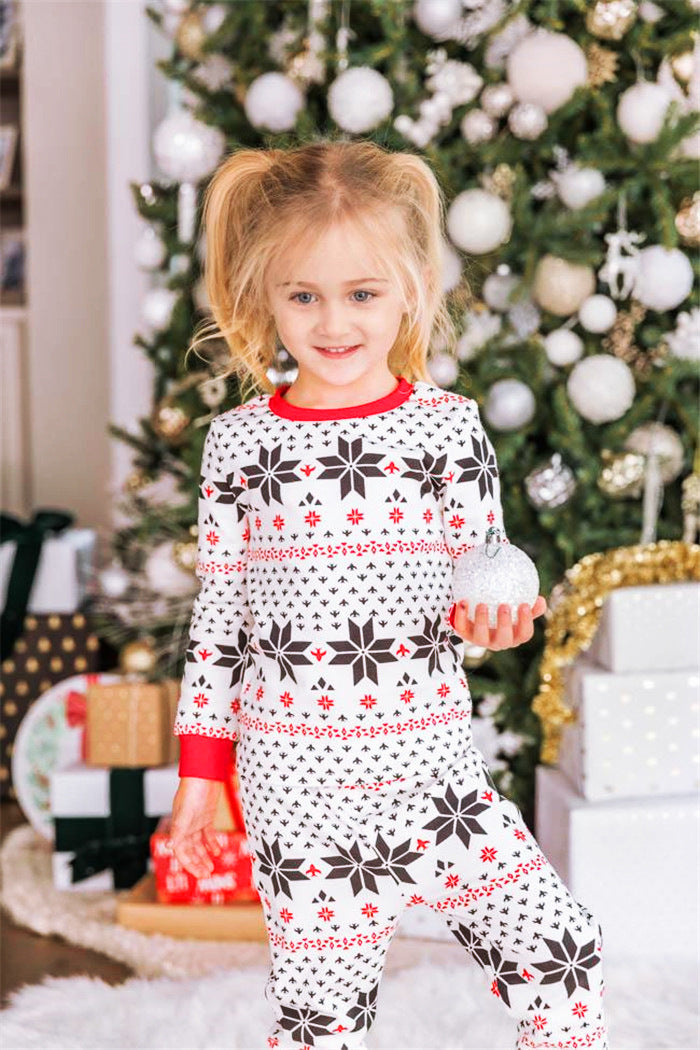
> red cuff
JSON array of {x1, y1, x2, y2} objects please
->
[
  {"x1": 448, "y1": 603, "x2": 457, "y2": 627},
  {"x1": 177, "y1": 733, "x2": 234, "y2": 781}
]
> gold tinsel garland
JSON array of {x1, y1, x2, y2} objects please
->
[{"x1": 531, "y1": 540, "x2": 700, "y2": 765}]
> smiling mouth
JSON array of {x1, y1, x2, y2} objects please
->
[{"x1": 314, "y1": 345, "x2": 361, "y2": 358}]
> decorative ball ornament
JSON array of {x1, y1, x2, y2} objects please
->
[
  {"x1": 624, "y1": 423, "x2": 685, "y2": 485},
  {"x1": 598, "y1": 449, "x2": 646, "y2": 497},
  {"x1": 671, "y1": 49, "x2": 695, "y2": 84},
  {"x1": 524, "y1": 453, "x2": 577, "y2": 510},
  {"x1": 328, "y1": 67, "x2": 394, "y2": 133},
  {"x1": 193, "y1": 54, "x2": 235, "y2": 93},
  {"x1": 585, "y1": 0, "x2": 638, "y2": 40},
  {"x1": 507, "y1": 101, "x2": 548, "y2": 139},
  {"x1": 506, "y1": 30, "x2": 588, "y2": 114},
  {"x1": 119, "y1": 637, "x2": 157, "y2": 676},
  {"x1": 176, "y1": 10, "x2": 206, "y2": 60},
  {"x1": 412, "y1": 0, "x2": 462, "y2": 39},
  {"x1": 427, "y1": 351, "x2": 459, "y2": 388},
  {"x1": 617, "y1": 81, "x2": 672, "y2": 143},
  {"x1": 484, "y1": 378, "x2": 537, "y2": 431},
  {"x1": 578, "y1": 294, "x2": 618, "y2": 333},
  {"x1": 144, "y1": 540, "x2": 198, "y2": 598},
  {"x1": 440, "y1": 239, "x2": 463, "y2": 292},
  {"x1": 532, "y1": 255, "x2": 596, "y2": 316},
  {"x1": 566, "y1": 355, "x2": 636, "y2": 424},
  {"x1": 447, "y1": 189, "x2": 513, "y2": 255},
  {"x1": 134, "y1": 226, "x2": 167, "y2": 270},
  {"x1": 675, "y1": 193, "x2": 700, "y2": 248},
  {"x1": 172, "y1": 538, "x2": 198, "y2": 574},
  {"x1": 152, "y1": 400, "x2": 190, "y2": 444},
  {"x1": 98, "y1": 561, "x2": 130, "y2": 599},
  {"x1": 244, "y1": 72, "x2": 305, "y2": 132},
  {"x1": 452, "y1": 526, "x2": 540, "y2": 628},
  {"x1": 632, "y1": 246, "x2": 694, "y2": 311},
  {"x1": 457, "y1": 309, "x2": 502, "y2": 359},
  {"x1": 192, "y1": 276, "x2": 210, "y2": 314},
  {"x1": 461, "y1": 109, "x2": 496, "y2": 144},
  {"x1": 552, "y1": 165, "x2": 606, "y2": 210},
  {"x1": 481, "y1": 82, "x2": 515, "y2": 117},
  {"x1": 543, "y1": 327, "x2": 584, "y2": 367},
  {"x1": 666, "y1": 307, "x2": 700, "y2": 362},
  {"x1": 198, "y1": 375, "x2": 227, "y2": 408},
  {"x1": 483, "y1": 272, "x2": 519, "y2": 312},
  {"x1": 153, "y1": 111, "x2": 225, "y2": 183},
  {"x1": 141, "y1": 288, "x2": 178, "y2": 331}
]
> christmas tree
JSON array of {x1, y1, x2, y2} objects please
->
[{"x1": 93, "y1": 0, "x2": 700, "y2": 823}]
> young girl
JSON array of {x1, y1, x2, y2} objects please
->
[{"x1": 169, "y1": 140, "x2": 608, "y2": 1050}]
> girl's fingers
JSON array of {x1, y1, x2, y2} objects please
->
[
  {"x1": 492, "y1": 603, "x2": 513, "y2": 650},
  {"x1": 203, "y1": 824, "x2": 222, "y2": 856},
  {"x1": 471, "y1": 603, "x2": 491, "y2": 647},
  {"x1": 517, "y1": 603, "x2": 534, "y2": 644}
]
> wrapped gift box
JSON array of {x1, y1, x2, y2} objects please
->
[
  {"x1": 49, "y1": 761, "x2": 179, "y2": 891},
  {"x1": 85, "y1": 678, "x2": 180, "y2": 768},
  {"x1": 0, "y1": 527, "x2": 97, "y2": 614},
  {"x1": 585, "y1": 581, "x2": 700, "y2": 673},
  {"x1": 557, "y1": 655, "x2": 700, "y2": 801},
  {"x1": 0, "y1": 611, "x2": 102, "y2": 799},
  {"x1": 535, "y1": 764, "x2": 700, "y2": 959},
  {"x1": 116, "y1": 872, "x2": 268, "y2": 940}
]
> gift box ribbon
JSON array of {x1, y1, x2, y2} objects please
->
[
  {"x1": 55, "y1": 767, "x2": 159, "y2": 889},
  {"x1": 0, "y1": 509, "x2": 75, "y2": 657}
]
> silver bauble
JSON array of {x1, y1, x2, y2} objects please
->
[
  {"x1": 524, "y1": 453, "x2": 577, "y2": 509},
  {"x1": 453, "y1": 526, "x2": 540, "y2": 628}
]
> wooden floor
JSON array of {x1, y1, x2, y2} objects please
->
[{"x1": 0, "y1": 800, "x2": 133, "y2": 1008}]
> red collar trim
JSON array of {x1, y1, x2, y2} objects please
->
[{"x1": 268, "y1": 375, "x2": 414, "y2": 420}]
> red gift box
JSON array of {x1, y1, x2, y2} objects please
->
[{"x1": 150, "y1": 754, "x2": 259, "y2": 904}]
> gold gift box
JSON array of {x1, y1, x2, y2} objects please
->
[{"x1": 85, "y1": 678, "x2": 180, "y2": 767}]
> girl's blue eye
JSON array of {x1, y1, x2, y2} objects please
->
[{"x1": 289, "y1": 290, "x2": 376, "y2": 304}]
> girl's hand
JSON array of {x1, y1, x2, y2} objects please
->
[
  {"x1": 169, "y1": 776, "x2": 224, "y2": 879},
  {"x1": 450, "y1": 595, "x2": 548, "y2": 651}
]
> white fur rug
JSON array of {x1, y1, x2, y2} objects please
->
[
  {"x1": 1, "y1": 824, "x2": 698, "y2": 1048},
  {"x1": 1, "y1": 952, "x2": 698, "y2": 1050}
]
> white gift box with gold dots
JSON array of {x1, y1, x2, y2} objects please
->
[{"x1": 558, "y1": 654, "x2": 700, "y2": 801}]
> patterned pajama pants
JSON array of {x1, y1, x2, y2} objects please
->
[{"x1": 238, "y1": 746, "x2": 609, "y2": 1050}]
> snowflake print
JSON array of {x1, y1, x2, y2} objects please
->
[
  {"x1": 424, "y1": 783, "x2": 490, "y2": 849},
  {"x1": 240, "y1": 444, "x2": 302, "y2": 506},
  {"x1": 532, "y1": 926, "x2": 601, "y2": 997},
  {"x1": 316, "y1": 435, "x2": 385, "y2": 499}
]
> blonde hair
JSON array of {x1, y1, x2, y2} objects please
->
[{"x1": 186, "y1": 138, "x2": 462, "y2": 404}]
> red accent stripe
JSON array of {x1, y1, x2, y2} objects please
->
[
  {"x1": 238, "y1": 706, "x2": 470, "y2": 739},
  {"x1": 177, "y1": 733, "x2": 235, "y2": 780},
  {"x1": 267, "y1": 922, "x2": 397, "y2": 953},
  {"x1": 246, "y1": 537, "x2": 454, "y2": 563},
  {"x1": 416, "y1": 854, "x2": 549, "y2": 912},
  {"x1": 268, "y1": 375, "x2": 413, "y2": 420}
]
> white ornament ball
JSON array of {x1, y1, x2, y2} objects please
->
[
  {"x1": 481, "y1": 82, "x2": 515, "y2": 117},
  {"x1": 440, "y1": 239, "x2": 463, "y2": 293},
  {"x1": 617, "y1": 81, "x2": 672, "y2": 143},
  {"x1": 632, "y1": 246, "x2": 694, "y2": 311},
  {"x1": 567, "y1": 355, "x2": 636, "y2": 424},
  {"x1": 483, "y1": 272, "x2": 519, "y2": 312},
  {"x1": 428, "y1": 351, "x2": 459, "y2": 388},
  {"x1": 144, "y1": 540, "x2": 197, "y2": 598},
  {"x1": 447, "y1": 189, "x2": 513, "y2": 255},
  {"x1": 484, "y1": 378, "x2": 536, "y2": 431},
  {"x1": 461, "y1": 108, "x2": 496, "y2": 144},
  {"x1": 508, "y1": 101, "x2": 548, "y2": 139},
  {"x1": 532, "y1": 254, "x2": 596, "y2": 316},
  {"x1": 99, "y1": 562, "x2": 130, "y2": 599},
  {"x1": 413, "y1": 0, "x2": 462, "y2": 38},
  {"x1": 244, "y1": 72, "x2": 305, "y2": 132},
  {"x1": 578, "y1": 294, "x2": 617, "y2": 333},
  {"x1": 142, "y1": 288, "x2": 179, "y2": 331},
  {"x1": 328, "y1": 67, "x2": 394, "y2": 133},
  {"x1": 624, "y1": 423, "x2": 685, "y2": 484},
  {"x1": 553, "y1": 166, "x2": 606, "y2": 210},
  {"x1": 134, "y1": 226, "x2": 167, "y2": 270},
  {"x1": 453, "y1": 527, "x2": 540, "y2": 628},
  {"x1": 192, "y1": 276, "x2": 210, "y2": 314},
  {"x1": 506, "y1": 29, "x2": 588, "y2": 114},
  {"x1": 666, "y1": 307, "x2": 700, "y2": 362},
  {"x1": 153, "y1": 110, "x2": 225, "y2": 182},
  {"x1": 543, "y1": 327, "x2": 584, "y2": 367}
]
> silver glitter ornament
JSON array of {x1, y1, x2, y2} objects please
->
[
  {"x1": 452, "y1": 526, "x2": 540, "y2": 628},
  {"x1": 524, "y1": 453, "x2": 577, "y2": 510}
]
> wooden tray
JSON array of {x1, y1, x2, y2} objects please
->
[{"x1": 116, "y1": 872, "x2": 268, "y2": 941}]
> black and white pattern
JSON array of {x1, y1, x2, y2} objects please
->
[{"x1": 174, "y1": 379, "x2": 609, "y2": 1049}]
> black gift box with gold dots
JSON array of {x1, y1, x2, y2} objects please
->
[{"x1": 0, "y1": 611, "x2": 103, "y2": 799}]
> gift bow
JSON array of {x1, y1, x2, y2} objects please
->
[
  {"x1": 64, "y1": 689, "x2": 89, "y2": 760},
  {"x1": 0, "y1": 509, "x2": 75, "y2": 656}
]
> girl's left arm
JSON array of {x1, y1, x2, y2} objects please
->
[{"x1": 441, "y1": 396, "x2": 546, "y2": 650}]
